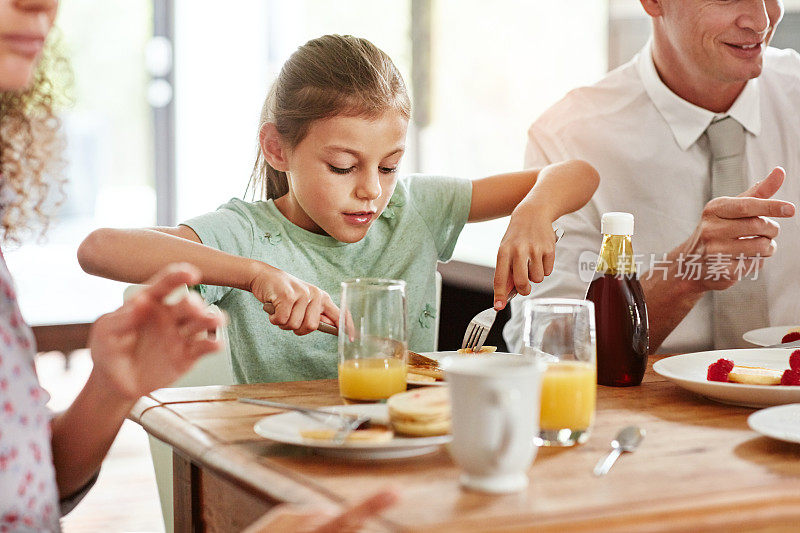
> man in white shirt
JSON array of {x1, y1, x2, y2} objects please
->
[{"x1": 503, "y1": 0, "x2": 798, "y2": 354}]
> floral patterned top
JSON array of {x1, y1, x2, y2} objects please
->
[{"x1": 0, "y1": 249, "x2": 60, "y2": 532}]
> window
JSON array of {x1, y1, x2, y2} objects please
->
[
  {"x1": 174, "y1": 1, "x2": 609, "y2": 269},
  {"x1": 428, "y1": 1, "x2": 608, "y2": 265},
  {"x1": 5, "y1": 1, "x2": 155, "y2": 326},
  {"x1": 173, "y1": 0, "x2": 412, "y2": 221}
]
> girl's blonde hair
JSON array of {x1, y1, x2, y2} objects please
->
[
  {"x1": 248, "y1": 34, "x2": 411, "y2": 200},
  {"x1": 0, "y1": 39, "x2": 70, "y2": 245}
]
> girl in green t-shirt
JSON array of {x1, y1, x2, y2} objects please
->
[{"x1": 78, "y1": 34, "x2": 598, "y2": 382}]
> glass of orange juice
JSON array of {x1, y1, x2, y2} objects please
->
[
  {"x1": 338, "y1": 278, "x2": 407, "y2": 403},
  {"x1": 523, "y1": 298, "x2": 596, "y2": 446}
]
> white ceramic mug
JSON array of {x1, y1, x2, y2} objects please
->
[{"x1": 441, "y1": 354, "x2": 543, "y2": 494}]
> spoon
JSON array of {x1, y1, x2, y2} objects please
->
[{"x1": 593, "y1": 426, "x2": 646, "y2": 477}]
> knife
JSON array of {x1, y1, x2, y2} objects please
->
[
  {"x1": 261, "y1": 302, "x2": 438, "y2": 365},
  {"x1": 262, "y1": 302, "x2": 339, "y2": 335}
]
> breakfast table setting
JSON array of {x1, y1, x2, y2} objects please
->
[
  {"x1": 130, "y1": 353, "x2": 800, "y2": 532},
  {"x1": 128, "y1": 222, "x2": 800, "y2": 532}
]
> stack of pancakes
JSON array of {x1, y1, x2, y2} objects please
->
[{"x1": 387, "y1": 387, "x2": 451, "y2": 437}]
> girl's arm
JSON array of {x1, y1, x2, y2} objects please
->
[
  {"x1": 79, "y1": 226, "x2": 257, "y2": 289},
  {"x1": 468, "y1": 160, "x2": 599, "y2": 309},
  {"x1": 78, "y1": 227, "x2": 339, "y2": 334}
]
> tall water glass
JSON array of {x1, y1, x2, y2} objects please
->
[
  {"x1": 523, "y1": 298, "x2": 596, "y2": 446},
  {"x1": 338, "y1": 278, "x2": 407, "y2": 403}
]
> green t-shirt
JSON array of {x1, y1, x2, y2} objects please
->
[{"x1": 182, "y1": 174, "x2": 472, "y2": 383}]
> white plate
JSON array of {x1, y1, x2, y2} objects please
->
[
  {"x1": 748, "y1": 404, "x2": 800, "y2": 444},
  {"x1": 743, "y1": 325, "x2": 800, "y2": 347},
  {"x1": 253, "y1": 403, "x2": 451, "y2": 459},
  {"x1": 653, "y1": 349, "x2": 800, "y2": 408},
  {"x1": 406, "y1": 351, "x2": 514, "y2": 386}
]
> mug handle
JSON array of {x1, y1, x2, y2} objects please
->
[{"x1": 489, "y1": 388, "x2": 520, "y2": 468}]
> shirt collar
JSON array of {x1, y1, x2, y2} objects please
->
[{"x1": 636, "y1": 39, "x2": 761, "y2": 151}]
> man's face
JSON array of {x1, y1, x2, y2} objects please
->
[{"x1": 656, "y1": 0, "x2": 784, "y2": 84}]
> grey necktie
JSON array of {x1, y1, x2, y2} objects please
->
[{"x1": 705, "y1": 116, "x2": 769, "y2": 349}]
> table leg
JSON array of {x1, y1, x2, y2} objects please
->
[
  {"x1": 173, "y1": 450, "x2": 201, "y2": 532},
  {"x1": 172, "y1": 449, "x2": 276, "y2": 532}
]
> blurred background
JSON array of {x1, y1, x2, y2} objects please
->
[{"x1": 7, "y1": 1, "x2": 800, "y2": 530}]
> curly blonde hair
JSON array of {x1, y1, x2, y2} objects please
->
[{"x1": 0, "y1": 37, "x2": 71, "y2": 245}]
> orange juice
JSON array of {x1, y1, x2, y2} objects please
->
[
  {"x1": 539, "y1": 361, "x2": 596, "y2": 430},
  {"x1": 338, "y1": 358, "x2": 407, "y2": 402}
]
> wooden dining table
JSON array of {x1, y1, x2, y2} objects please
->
[{"x1": 129, "y1": 356, "x2": 800, "y2": 532}]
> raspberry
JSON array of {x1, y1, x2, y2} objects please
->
[
  {"x1": 707, "y1": 358, "x2": 734, "y2": 382},
  {"x1": 790, "y1": 350, "x2": 800, "y2": 372},
  {"x1": 781, "y1": 331, "x2": 800, "y2": 344},
  {"x1": 780, "y1": 369, "x2": 800, "y2": 386}
]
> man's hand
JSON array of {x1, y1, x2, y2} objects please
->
[
  {"x1": 679, "y1": 167, "x2": 795, "y2": 291},
  {"x1": 641, "y1": 167, "x2": 796, "y2": 352}
]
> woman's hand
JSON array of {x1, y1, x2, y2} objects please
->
[
  {"x1": 88, "y1": 263, "x2": 227, "y2": 402},
  {"x1": 493, "y1": 205, "x2": 558, "y2": 310},
  {"x1": 250, "y1": 264, "x2": 339, "y2": 335},
  {"x1": 244, "y1": 489, "x2": 398, "y2": 533}
]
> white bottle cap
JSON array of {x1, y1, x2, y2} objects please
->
[{"x1": 601, "y1": 212, "x2": 634, "y2": 235}]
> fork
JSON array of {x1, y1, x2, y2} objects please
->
[
  {"x1": 461, "y1": 227, "x2": 564, "y2": 352},
  {"x1": 238, "y1": 398, "x2": 371, "y2": 444},
  {"x1": 461, "y1": 290, "x2": 518, "y2": 352}
]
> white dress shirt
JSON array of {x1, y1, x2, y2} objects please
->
[{"x1": 504, "y1": 41, "x2": 800, "y2": 354}]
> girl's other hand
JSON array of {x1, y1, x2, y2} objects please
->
[
  {"x1": 88, "y1": 263, "x2": 227, "y2": 401},
  {"x1": 493, "y1": 207, "x2": 558, "y2": 311},
  {"x1": 251, "y1": 265, "x2": 339, "y2": 335}
]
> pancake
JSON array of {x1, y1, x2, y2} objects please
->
[
  {"x1": 299, "y1": 426, "x2": 394, "y2": 443},
  {"x1": 456, "y1": 345, "x2": 498, "y2": 354},
  {"x1": 406, "y1": 364, "x2": 443, "y2": 380},
  {"x1": 406, "y1": 372, "x2": 437, "y2": 383},
  {"x1": 387, "y1": 387, "x2": 451, "y2": 437},
  {"x1": 727, "y1": 365, "x2": 782, "y2": 385}
]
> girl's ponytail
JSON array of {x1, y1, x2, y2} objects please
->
[{"x1": 248, "y1": 34, "x2": 410, "y2": 201}]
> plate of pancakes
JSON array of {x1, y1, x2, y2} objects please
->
[
  {"x1": 653, "y1": 348, "x2": 800, "y2": 408},
  {"x1": 406, "y1": 347, "x2": 499, "y2": 386},
  {"x1": 254, "y1": 387, "x2": 452, "y2": 459}
]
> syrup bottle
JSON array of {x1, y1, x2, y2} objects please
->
[{"x1": 585, "y1": 212, "x2": 649, "y2": 386}]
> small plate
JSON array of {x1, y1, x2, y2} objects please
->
[
  {"x1": 253, "y1": 403, "x2": 451, "y2": 459},
  {"x1": 748, "y1": 404, "x2": 800, "y2": 444},
  {"x1": 653, "y1": 349, "x2": 800, "y2": 408},
  {"x1": 743, "y1": 326, "x2": 800, "y2": 347}
]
